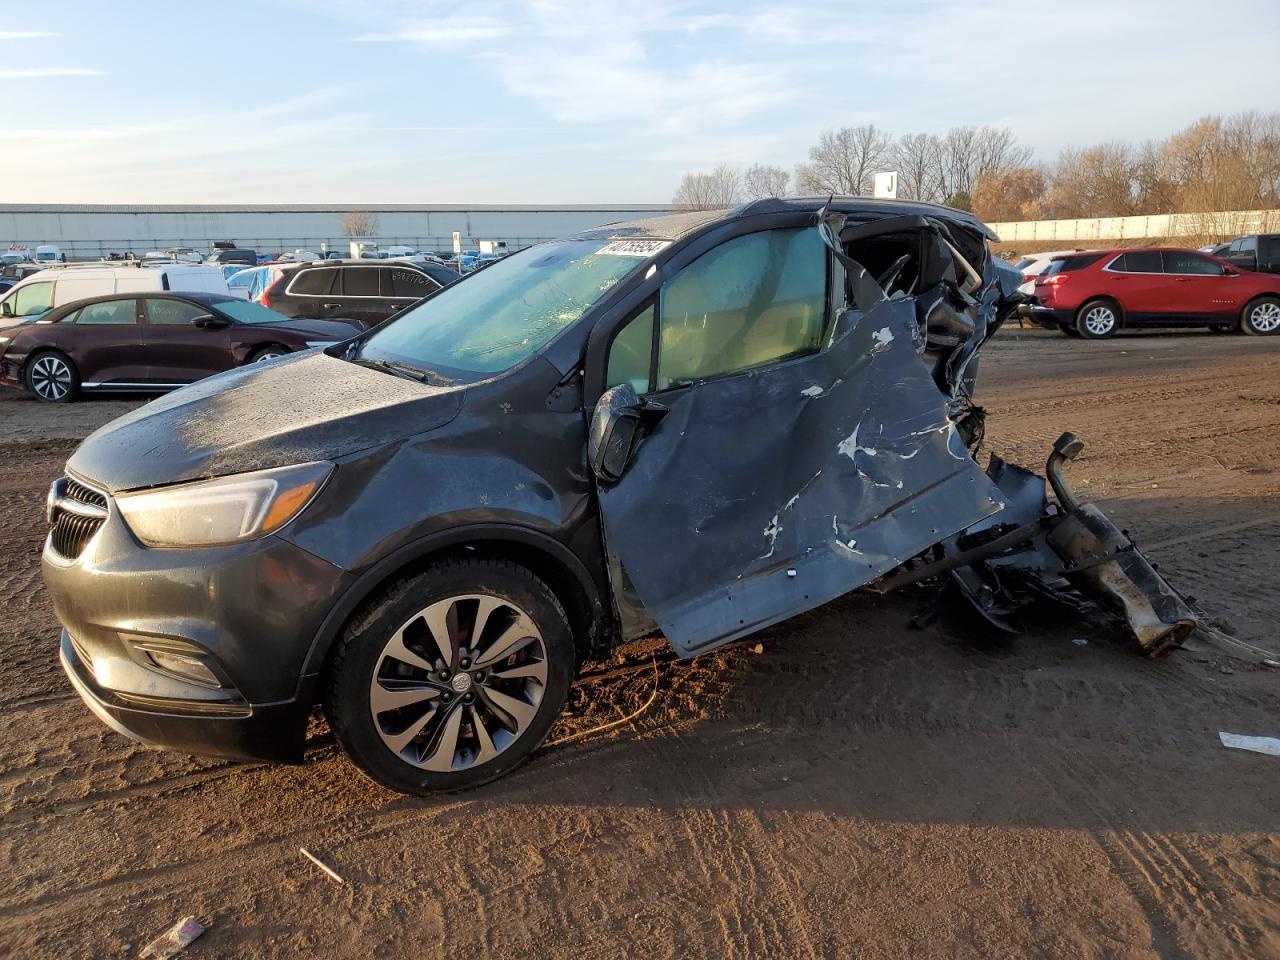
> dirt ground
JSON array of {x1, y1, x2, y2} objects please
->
[{"x1": 0, "y1": 328, "x2": 1277, "y2": 959}]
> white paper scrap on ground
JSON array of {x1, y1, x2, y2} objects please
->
[
  {"x1": 1219, "y1": 732, "x2": 1280, "y2": 757},
  {"x1": 139, "y1": 916, "x2": 205, "y2": 959}
]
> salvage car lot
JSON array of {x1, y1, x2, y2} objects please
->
[{"x1": 0, "y1": 328, "x2": 1278, "y2": 958}]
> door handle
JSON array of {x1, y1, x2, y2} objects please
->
[
  {"x1": 322, "y1": 302, "x2": 342, "y2": 308},
  {"x1": 1174, "y1": 277, "x2": 1190, "y2": 282}
]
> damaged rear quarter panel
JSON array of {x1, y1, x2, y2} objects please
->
[{"x1": 597, "y1": 292, "x2": 1009, "y2": 657}]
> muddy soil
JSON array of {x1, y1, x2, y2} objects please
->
[{"x1": 0, "y1": 329, "x2": 1277, "y2": 959}]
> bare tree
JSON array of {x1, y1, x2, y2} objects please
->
[
  {"x1": 972, "y1": 167, "x2": 1047, "y2": 222},
  {"x1": 892, "y1": 133, "x2": 944, "y2": 202},
  {"x1": 795, "y1": 125, "x2": 892, "y2": 195},
  {"x1": 1046, "y1": 143, "x2": 1140, "y2": 218},
  {"x1": 743, "y1": 163, "x2": 790, "y2": 199},
  {"x1": 342, "y1": 210, "x2": 379, "y2": 236},
  {"x1": 936, "y1": 126, "x2": 1031, "y2": 206},
  {"x1": 672, "y1": 164, "x2": 744, "y2": 210}
]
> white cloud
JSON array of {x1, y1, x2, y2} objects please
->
[
  {"x1": 356, "y1": 22, "x2": 508, "y2": 43},
  {"x1": 0, "y1": 67, "x2": 102, "y2": 80}
]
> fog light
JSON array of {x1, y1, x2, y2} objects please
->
[{"x1": 144, "y1": 650, "x2": 222, "y2": 688}]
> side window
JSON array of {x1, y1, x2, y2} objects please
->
[
  {"x1": 342, "y1": 267, "x2": 379, "y2": 297},
  {"x1": 1162, "y1": 251, "x2": 1224, "y2": 275},
  {"x1": 289, "y1": 267, "x2": 337, "y2": 296},
  {"x1": 606, "y1": 303, "x2": 656, "y2": 392},
  {"x1": 1106, "y1": 254, "x2": 1127, "y2": 272},
  {"x1": 76, "y1": 299, "x2": 138, "y2": 324},
  {"x1": 385, "y1": 267, "x2": 439, "y2": 298},
  {"x1": 12, "y1": 281, "x2": 53, "y2": 316},
  {"x1": 1240, "y1": 236, "x2": 1258, "y2": 253},
  {"x1": 656, "y1": 228, "x2": 827, "y2": 390},
  {"x1": 1124, "y1": 251, "x2": 1162, "y2": 273},
  {"x1": 146, "y1": 298, "x2": 208, "y2": 325},
  {"x1": 1228, "y1": 238, "x2": 1244, "y2": 253},
  {"x1": 1260, "y1": 237, "x2": 1280, "y2": 264}
]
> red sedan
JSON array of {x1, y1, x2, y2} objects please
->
[{"x1": 1029, "y1": 247, "x2": 1280, "y2": 338}]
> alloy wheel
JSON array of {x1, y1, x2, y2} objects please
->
[
  {"x1": 368, "y1": 594, "x2": 548, "y2": 772},
  {"x1": 254, "y1": 350, "x2": 286, "y2": 363},
  {"x1": 29, "y1": 355, "x2": 72, "y2": 400},
  {"x1": 1249, "y1": 301, "x2": 1280, "y2": 333},
  {"x1": 1083, "y1": 306, "x2": 1116, "y2": 336}
]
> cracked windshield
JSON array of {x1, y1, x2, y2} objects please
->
[{"x1": 357, "y1": 240, "x2": 652, "y2": 377}]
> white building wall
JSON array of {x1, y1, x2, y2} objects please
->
[
  {"x1": 0, "y1": 204, "x2": 676, "y2": 259},
  {"x1": 989, "y1": 208, "x2": 1280, "y2": 244}
]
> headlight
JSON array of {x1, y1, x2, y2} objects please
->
[{"x1": 115, "y1": 461, "x2": 332, "y2": 547}]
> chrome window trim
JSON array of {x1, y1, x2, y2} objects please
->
[{"x1": 284, "y1": 265, "x2": 440, "y2": 299}]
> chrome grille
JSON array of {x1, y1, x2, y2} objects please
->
[{"x1": 48, "y1": 476, "x2": 109, "y2": 561}]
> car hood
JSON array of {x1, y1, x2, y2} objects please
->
[
  {"x1": 261, "y1": 317, "x2": 364, "y2": 339},
  {"x1": 68, "y1": 351, "x2": 465, "y2": 493}
]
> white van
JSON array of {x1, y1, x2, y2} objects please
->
[
  {"x1": 0, "y1": 262, "x2": 229, "y2": 324},
  {"x1": 34, "y1": 245, "x2": 64, "y2": 263}
]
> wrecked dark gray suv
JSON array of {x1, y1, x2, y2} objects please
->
[{"x1": 43, "y1": 198, "x2": 1195, "y2": 795}]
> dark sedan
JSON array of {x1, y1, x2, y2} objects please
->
[{"x1": 0, "y1": 291, "x2": 362, "y2": 402}]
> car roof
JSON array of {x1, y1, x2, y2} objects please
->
[
  {"x1": 286, "y1": 258, "x2": 426, "y2": 269},
  {"x1": 45, "y1": 290, "x2": 237, "y2": 314},
  {"x1": 571, "y1": 196, "x2": 997, "y2": 243}
]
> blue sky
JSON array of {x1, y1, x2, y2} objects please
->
[{"x1": 3, "y1": 0, "x2": 1277, "y2": 203}]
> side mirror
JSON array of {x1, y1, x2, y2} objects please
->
[
  {"x1": 588, "y1": 384, "x2": 666, "y2": 483},
  {"x1": 192, "y1": 313, "x2": 228, "y2": 328},
  {"x1": 0, "y1": 301, "x2": 11, "y2": 317}
]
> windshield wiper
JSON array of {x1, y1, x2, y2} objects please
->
[{"x1": 350, "y1": 357, "x2": 430, "y2": 383}]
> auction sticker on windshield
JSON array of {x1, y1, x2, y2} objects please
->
[{"x1": 596, "y1": 239, "x2": 671, "y2": 258}]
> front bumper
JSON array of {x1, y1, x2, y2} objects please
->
[
  {"x1": 44, "y1": 492, "x2": 353, "y2": 763},
  {"x1": 0, "y1": 356, "x2": 22, "y2": 389},
  {"x1": 61, "y1": 631, "x2": 313, "y2": 762}
]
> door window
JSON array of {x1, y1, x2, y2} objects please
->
[
  {"x1": 606, "y1": 303, "x2": 655, "y2": 392},
  {"x1": 1240, "y1": 236, "x2": 1258, "y2": 253},
  {"x1": 12, "y1": 281, "x2": 53, "y2": 317},
  {"x1": 145, "y1": 298, "x2": 208, "y2": 325},
  {"x1": 288, "y1": 267, "x2": 338, "y2": 296},
  {"x1": 74, "y1": 299, "x2": 138, "y2": 324},
  {"x1": 656, "y1": 228, "x2": 827, "y2": 390},
  {"x1": 1162, "y1": 251, "x2": 1224, "y2": 275},
  {"x1": 1109, "y1": 251, "x2": 1161, "y2": 273},
  {"x1": 341, "y1": 267, "x2": 379, "y2": 297},
  {"x1": 385, "y1": 267, "x2": 439, "y2": 298},
  {"x1": 1260, "y1": 237, "x2": 1280, "y2": 265}
]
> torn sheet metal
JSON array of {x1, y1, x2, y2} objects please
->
[
  {"x1": 927, "y1": 434, "x2": 1196, "y2": 656},
  {"x1": 597, "y1": 290, "x2": 1009, "y2": 657}
]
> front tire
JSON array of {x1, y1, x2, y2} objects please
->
[
  {"x1": 324, "y1": 558, "x2": 575, "y2": 795},
  {"x1": 248, "y1": 346, "x2": 289, "y2": 363},
  {"x1": 1076, "y1": 299, "x2": 1120, "y2": 339},
  {"x1": 1241, "y1": 296, "x2": 1280, "y2": 336},
  {"x1": 24, "y1": 351, "x2": 80, "y2": 402}
]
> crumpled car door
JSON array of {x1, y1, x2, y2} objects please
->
[{"x1": 594, "y1": 284, "x2": 1010, "y2": 658}]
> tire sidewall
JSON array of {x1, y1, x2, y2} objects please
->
[
  {"x1": 1241, "y1": 296, "x2": 1280, "y2": 336},
  {"x1": 325, "y1": 559, "x2": 575, "y2": 795},
  {"x1": 249, "y1": 347, "x2": 288, "y2": 363},
  {"x1": 1076, "y1": 300, "x2": 1119, "y2": 339},
  {"x1": 24, "y1": 350, "x2": 80, "y2": 403}
]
